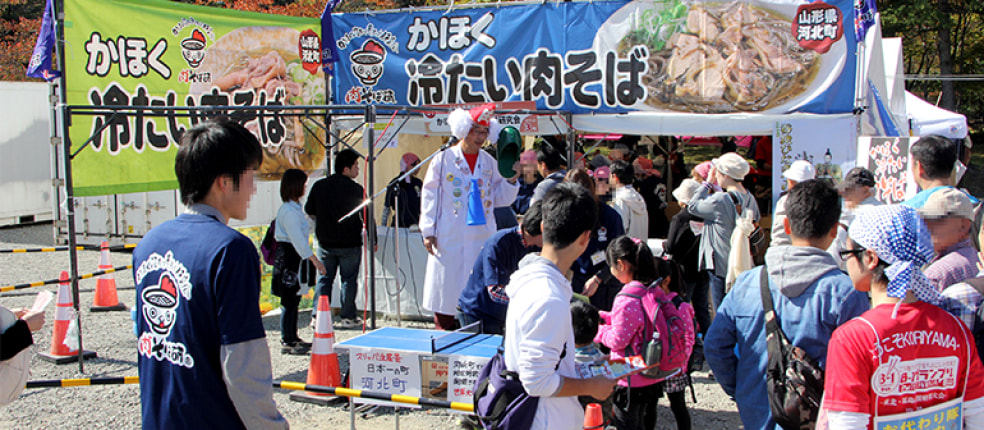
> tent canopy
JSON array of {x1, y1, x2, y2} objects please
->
[{"x1": 905, "y1": 92, "x2": 968, "y2": 139}]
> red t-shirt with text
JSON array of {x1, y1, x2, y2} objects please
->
[{"x1": 822, "y1": 301, "x2": 984, "y2": 425}]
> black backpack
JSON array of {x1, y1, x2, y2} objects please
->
[
  {"x1": 260, "y1": 220, "x2": 277, "y2": 266},
  {"x1": 760, "y1": 265, "x2": 824, "y2": 430},
  {"x1": 961, "y1": 277, "x2": 984, "y2": 364}
]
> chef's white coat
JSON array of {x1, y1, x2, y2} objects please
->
[{"x1": 419, "y1": 144, "x2": 519, "y2": 315}]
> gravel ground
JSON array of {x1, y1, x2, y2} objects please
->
[{"x1": 0, "y1": 223, "x2": 743, "y2": 429}]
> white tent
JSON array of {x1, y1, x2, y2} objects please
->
[{"x1": 905, "y1": 91, "x2": 969, "y2": 139}]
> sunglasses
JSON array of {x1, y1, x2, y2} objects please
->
[{"x1": 838, "y1": 246, "x2": 867, "y2": 261}]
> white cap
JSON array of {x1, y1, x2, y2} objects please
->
[
  {"x1": 782, "y1": 160, "x2": 816, "y2": 183},
  {"x1": 672, "y1": 179, "x2": 702, "y2": 204}
]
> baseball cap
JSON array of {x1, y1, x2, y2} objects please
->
[
  {"x1": 782, "y1": 160, "x2": 816, "y2": 183},
  {"x1": 836, "y1": 167, "x2": 876, "y2": 191},
  {"x1": 593, "y1": 166, "x2": 611, "y2": 179},
  {"x1": 919, "y1": 188, "x2": 975, "y2": 220}
]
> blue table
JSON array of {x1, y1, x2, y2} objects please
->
[{"x1": 336, "y1": 327, "x2": 501, "y2": 408}]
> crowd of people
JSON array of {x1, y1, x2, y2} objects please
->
[{"x1": 8, "y1": 114, "x2": 981, "y2": 429}]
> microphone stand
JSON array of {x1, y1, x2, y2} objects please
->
[
  {"x1": 337, "y1": 136, "x2": 458, "y2": 326},
  {"x1": 339, "y1": 136, "x2": 458, "y2": 223}
]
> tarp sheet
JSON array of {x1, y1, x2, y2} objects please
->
[{"x1": 905, "y1": 92, "x2": 968, "y2": 139}]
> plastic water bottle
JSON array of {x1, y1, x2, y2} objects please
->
[{"x1": 645, "y1": 330, "x2": 662, "y2": 367}]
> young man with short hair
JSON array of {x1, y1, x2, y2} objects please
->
[
  {"x1": 705, "y1": 179, "x2": 868, "y2": 430},
  {"x1": 306, "y1": 148, "x2": 367, "y2": 329},
  {"x1": 904, "y1": 134, "x2": 979, "y2": 208},
  {"x1": 504, "y1": 183, "x2": 615, "y2": 429},
  {"x1": 133, "y1": 119, "x2": 287, "y2": 429},
  {"x1": 609, "y1": 159, "x2": 649, "y2": 240},
  {"x1": 456, "y1": 201, "x2": 544, "y2": 335},
  {"x1": 530, "y1": 138, "x2": 567, "y2": 204}
]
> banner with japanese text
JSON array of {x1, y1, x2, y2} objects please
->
[
  {"x1": 856, "y1": 137, "x2": 918, "y2": 204},
  {"x1": 329, "y1": 0, "x2": 858, "y2": 121},
  {"x1": 64, "y1": 0, "x2": 324, "y2": 196}
]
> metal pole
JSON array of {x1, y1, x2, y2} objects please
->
[
  {"x1": 365, "y1": 105, "x2": 377, "y2": 330},
  {"x1": 53, "y1": 0, "x2": 86, "y2": 373},
  {"x1": 393, "y1": 191, "x2": 402, "y2": 327}
]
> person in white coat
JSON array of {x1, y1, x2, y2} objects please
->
[{"x1": 420, "y1": 103, "x2": 519, "y2": 330}]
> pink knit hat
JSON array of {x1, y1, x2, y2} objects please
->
[
  {"x1": 520, "y1": 150, "x2": 537, "y2": 163},
  {"x1": 694, "y1": 161, "x2": 713, "y2": 180}
]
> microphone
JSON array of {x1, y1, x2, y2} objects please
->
[{"x1": 441, "y1": 136, "x2": 460, "y2": 151}]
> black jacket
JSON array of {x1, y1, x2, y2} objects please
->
[
  {"x1": 664, "y1": 209, "x2": 702, "y2": 283},
  {"x1": 306, "y1": 174, "x2": 365, "y2": 248}
]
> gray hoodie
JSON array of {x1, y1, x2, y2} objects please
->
[
  {"x1": 613, "y1": 185, "x2": 649, "y2": 239},
  {"x1": 765, "y1": 245, "x2": 844, "y2": 298}
]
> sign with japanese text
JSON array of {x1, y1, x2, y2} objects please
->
[
  {"x1": 64, "y1": 0, "x2": 324, "y2": 196},
  {"x1": 856, "y1": 137, "x2": 917, "y2": 204},
  {"x1": 349, "y1": 347, "x2": 422, "y2": 407},
  {"x1": 772, "y1": 117, "x2": 856, "y2": 205},
  {"x1": 447, "y1": 354, "x2": 490, "y2": 405},
  {"x1": 328, "y1": 0, "x2": 858, "y2": 116}
]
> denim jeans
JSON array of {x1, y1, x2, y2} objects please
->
[
  {"x1": 314, "y1": 247, "x2": 362, "y2": 320},
  {"x1": 707, "y1": 271, "x2": 727, "y2": 312},
  {"x1": 279, "y1": 292, "x2": 301, "y2": 343}
]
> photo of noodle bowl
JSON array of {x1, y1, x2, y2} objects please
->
[
  {"x1": 594, "y1": 0, "x2": 846, "y2": 113},
  {"x1": 189, "y1": 27, "x2": 326, "y2": 179}
]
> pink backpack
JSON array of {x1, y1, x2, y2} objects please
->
[{"x1": 617, "y1": 282, "x2": 696, "y2": 380}]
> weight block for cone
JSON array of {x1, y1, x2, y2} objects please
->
[
  {"x1": 37, "y1": 349, "x2": 97, "y2": 364},
  {"x1": 289, "y1": 390, "x2": 345, "y2": 406},
  {"x1": 90, "y1": 303, "x2": 129, "y2": 313}
]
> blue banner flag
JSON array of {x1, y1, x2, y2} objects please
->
[
  {"x1": 321, "y1": 0, "x2": 341, "y2": 75},
  {"x1": 26, "y1": 0, "x2": 61, "y2": 81},
  {"x1": 854, "y1": 0, "x2": 877, "y2": 41}
]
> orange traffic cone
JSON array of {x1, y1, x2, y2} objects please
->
[
  {"x1": 290, "y1": 295, "x2": 342, "y2": 405},
  {"x1": 91, "y1": 241, "x2": 127, "y2": 312},
  {"x1": 584, "y1": 403, "x2": 605, "y2": 429},
  {"x1": 37, "y1": 271, "x2": 97, "y2": 364}
]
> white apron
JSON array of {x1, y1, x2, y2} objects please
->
[{"x1": 419, "y1": 145, "x2": 519, "y2": 315}]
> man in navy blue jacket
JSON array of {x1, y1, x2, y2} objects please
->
[{"x1": 457, "y1": 201, "x2": 543, "y2": 334}]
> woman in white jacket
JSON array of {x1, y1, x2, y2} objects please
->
[{"x1": 420, "y1": 104, "x2": 518, "y2": 330}]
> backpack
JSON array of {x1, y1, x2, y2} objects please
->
[
  {"x1": 473, "y1": 344, "x2": 566, "y2": 430},
  {"x1": 728, "y1": 191, "x2": 765, "y2": 261},
  {"x1": 960, "y1": 277, "x2": 984, "y2": 364},
  {"x1": 617, "y1": 281, "x2": 695, "y2": 380},
  {"x1": 260, "y1": 220, "x2": 277, "y2": 266},
  {"x1": 759, "y1": 265, "x2": 824, "y2": 430}
]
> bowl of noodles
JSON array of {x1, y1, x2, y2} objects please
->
[
  {"x1": 593, "y1": 0, "x2": 846, "y2": 114},
  {"x1": 189, "y1": 27, "x2": 327, "y2": 180}
]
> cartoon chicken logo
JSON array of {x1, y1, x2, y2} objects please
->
[
  {"x1": 350, "y1": 39, "x2": 386, "y2": 86},
  {"x1": 181, "y1": 29, "x2": 207, "y2": 69},
  {"x1": 142, "y1": 274, "x2": 180, "y2": 336}
]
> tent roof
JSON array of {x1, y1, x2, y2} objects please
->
[{"x1": 905, "y1": 92, "x2": 968, "y2": 139}]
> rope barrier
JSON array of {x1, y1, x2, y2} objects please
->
[
  {"x1": 24, "y1": 377, "x2": 475, "y2": 413},
  {"x1": 0, "y1": 264, "x2": 132, "y2": 293},
  {"x1": 25, "y1": 376, "x2": 139, "y2": 388},
  {"x1": 0, "y1": 243, "x2": 137, "y2": 254},
  {"x1": 273, "y1": 380, "x2": 474, "y2": 412}
]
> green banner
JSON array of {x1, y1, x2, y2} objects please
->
[{"x1": 64, "y1": 0, "x2": 325, "y2": 196}]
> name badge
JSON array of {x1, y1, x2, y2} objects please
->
[{"x1": 590, "y1": 251, "x2": 605, "y2": 266}]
